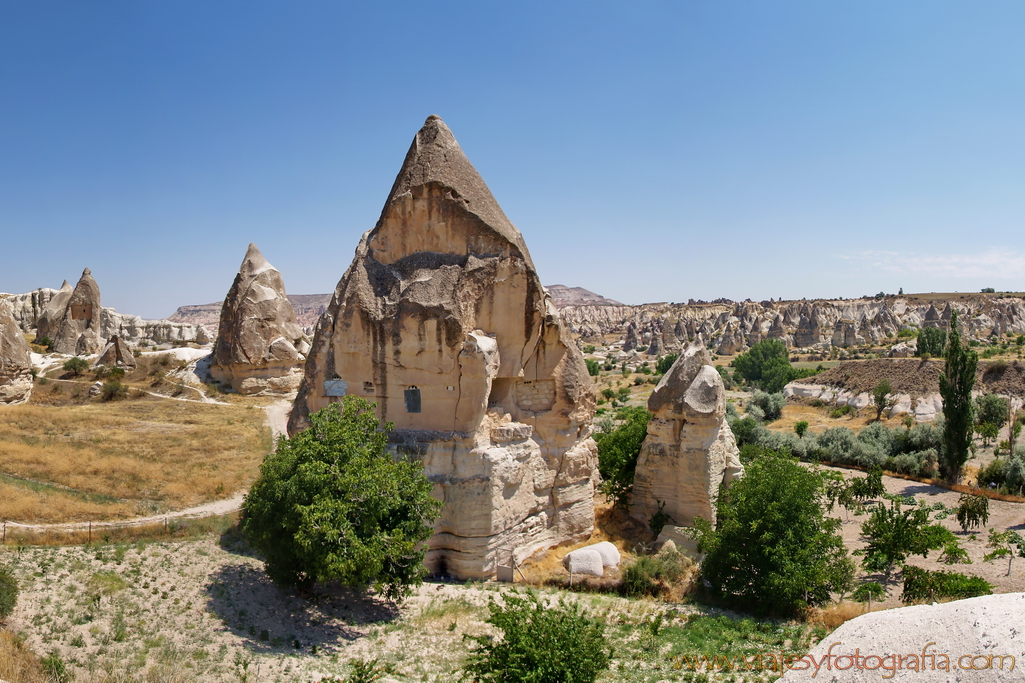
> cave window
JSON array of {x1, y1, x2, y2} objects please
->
[
  {"x1": 363, "y1": 381, "x2": 374, "y2": 393},
  {"x1": 404, "y1": 386, "x2": 421, "y2": 413}
]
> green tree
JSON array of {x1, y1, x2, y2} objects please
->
[
  {"x1": 872, "y1": 379, "x2": 895, "y2": 421},
  {"x1": 731, "y1": 339, "x2": 788, "y2": 388},
  {"x1": 655, "y1": 353, "x2": 678, "y2": 375},
  {"x1": 850, "y1": 581, "x2": 886, "y2": 612},
  {"x1": 975, "y1": 393, "x2": 1009, "y2": 429},
  {"x1": 584, "y1": 359, "x2": 600, "y2": 377},
  {"x1": 241, "y1": 397, "x2": 441, "y2": 597},
  {"x1": 62, "y1": 357, "x2": 89, "y2": 376},
  {"x1": 856, "y1": 499, "x2": 952, "y2": 576},
  {"x1": 594, "y1": 407, "x2": 651, "y2": 508},
  {"x1": 939, "y1": 311, "x2": 978, "y2": 483},
  {"x1": 794, "y1": 420, "x2": 809, "y2": 438},
  {"x1": 462, "y1": 591, "x2": 612, "y2": 683},
  {"x1": 693, "y1": 454, "x2": 854, "y2": 615},
  {"x1": 917, "y1": 327, "x2": 947, "y2": 357},
  {"x1": 955, "y1": 493, "x2": 990, "y2": 533},
  {"x1": 983, "y1": 529, "x2": 1025, "y2": 576}
]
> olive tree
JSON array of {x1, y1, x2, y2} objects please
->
[{"x1": 241, "y1": 396, "x2": 441, "y2": 598}]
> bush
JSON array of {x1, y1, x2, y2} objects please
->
[
  {"x1": 749, "y1": 390, "x2": 786, "y2": 423},
  {"x1": 622, "y1": 546, "x2": 689, "y2": 598},
  {"x1": 975, "y1": 393, "x2": 1009, "y2": 429},
  {"x1": 101, "y1": 380, "x2": 128, "y2": 402},
  {"x1": 900, "y1": 566, "x2": 993, "y2": 604},
  {"x1": 62, "y1": 357, "x2": 89, "y2": 376},
  {"x1": 956, "y1": 493, "x2": 990, "y2": 533},
  {"x1": 462, "y1": 591, "x2": 612, "y2": 683},
  {"x1": 655, "y1": 354, "x2": 678, "y2": 375},
  {"x1": 977, "y1": 458, "x2": 1007, "y2": 490},
  {"x1": 829, "y1": 404, "x2": 854, "y2": 419},
  {"x1": 794, "y1": 421, "x2": 809, "y2": 438},
  {"x1": 595, "y1": 407, "x2": 651, "y2": 508},
  {"x1": 693, "y1": 454, "x2": 854, "y2": 615},
  {"x1": 0, "y1": 565, "x2": 17, "y2": 620},
  {"x1": 241, "y1": 397, "x2": 441, "y2": 597}
]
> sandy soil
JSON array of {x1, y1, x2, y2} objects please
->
[{"x1": 821, "y1": 464, "x2": 1025, "y2": 609}]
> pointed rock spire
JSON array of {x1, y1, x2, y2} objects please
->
[{"x1": 211, "y1": 243, "x2": 309, "y2": 394}]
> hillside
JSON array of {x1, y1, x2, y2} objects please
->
[{"x1": 792, "y1": 357, "x2": 1025, "y2": 397}]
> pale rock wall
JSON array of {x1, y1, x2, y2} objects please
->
[
  {"x1": 630, "y1": 345, "x2": 743, "y2": 527},
  {"x1": 0, "y1": 298, "x2": 33, "y2": 404},
  {"x1": 290, "y1": 115, "x2": 597, "y2": 580}
]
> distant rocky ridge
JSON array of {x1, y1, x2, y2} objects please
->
[
  {"x1": 545, "y1": 284, "x2": 623, "y2": 307},
  {"x1": 557, "y1": 294, "x2": 1025, "y2": 355}
]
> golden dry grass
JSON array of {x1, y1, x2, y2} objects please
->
[
  {"x1": 0, "y1": 630, "x2": 46, "y2": 683},
  {"x1": 805, "y1": 601, "x2": 873, "y2": 630},
  {"x1": 0, "y1": 398, "x2": 271, "y2": 523},
  {"x1": 770, "y1": 403, "x2": 884, "y2": 436}
]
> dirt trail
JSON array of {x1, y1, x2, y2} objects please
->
[{"x1": 8, "y1": 398, "x2": 292, "y2": 532}]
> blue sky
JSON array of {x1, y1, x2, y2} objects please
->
[{"x1": 2, "y1": 2, "x2": 1024, "y2": 319}]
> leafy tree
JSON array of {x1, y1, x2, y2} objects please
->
[
  {"x1": 794, "y1": 421, "x2": 809, "y2": 438},
  {"x1": 241, "y1": 397, "x2": 441, "y2": 597},
  {"x1": 62, "y1": 357, "x2": 89, "y2": 376},
  {"x1": 848, "y1": 466, "x2": 885, "y2": 503},
  {"x1": 655, "y1": 353, "x2": 678, "y2": 375},
  {"x1": 850, "y1": 581, "x2": 886, "y2": 612},
  {"x1": 693, "y1": 454, "x2": 854, "y2": 615},
  {"x1": 955, "y1": 493, "x2": 989, "y2": 533},
  {"x1": 917, "y1": 327, "x2": 947, "y2": 358},
  {"x1": 976, "y1": 422, "x2": 999, "y2": 447},
  {"x1": 872, "y1": 379, "x2": 895, "y2": 421},
  {"x1": 101, "y1": 380, "x2": 128, "y2": 402},
  {"x1": 462, "y1": 591, "x2": 612, "y2": 683},
  {"x1": 594, "y1": 407, "x2": 651, "y2": 508},
  {"x1": 975, "y1": 393, "x2": 1008, "y2": 429},
  {"x1": 584, "y1": 359, "x2": 600, "y2": 377},
  {"x1": 983, "y1": 529, "x2": 1025, "y2": 576},
  {"x1": 856, "y1": 499, "x2": 951, "y2": 576},
  {"x1": 939, "y1": 311, "x2": 978, "y2": 483},
  {"x1": 731, "y1": 339, "x2": 788, "y2": 390}
]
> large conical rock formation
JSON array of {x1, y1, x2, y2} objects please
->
[
  {"x1": 96, "y1": 335, "x2": 136, "y2": 369},
  {"x1": 630, "y1": 344, "x2": 743, "y2": 528},
  {"x1": 34, "y1": 280, "x2": 71, "y2": 344},
  {"x1": 210, "y1": 243, "x2": 309, "y2": 395},
  {"x1": 0, "y1": 298, "x2": 34, "y2": 404},
  {"x1": 51, "y1": 269, "x2": 103, "y2": 355},
  {"x1": 290, "y1": 115, "x2": 598, "y2": 580}
]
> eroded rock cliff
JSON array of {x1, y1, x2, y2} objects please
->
[{"x1": 289, "y1": 115, "x2": 597, "y2": 579}]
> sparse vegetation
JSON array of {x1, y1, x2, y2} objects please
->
[{"x1": 594, "y1": 406, "x2": 651, "y2": 508}]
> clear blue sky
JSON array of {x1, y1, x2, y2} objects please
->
[{"x1": 2, "y1": 2, "x2": 1024, "y2": 319}]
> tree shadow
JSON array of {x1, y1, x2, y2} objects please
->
[
  {"x1": 895, "y1": 483, "x2": 947, "y2": 497},
  {"x1": 204, "y1": 562, "x2": 402, "y2": 656}
]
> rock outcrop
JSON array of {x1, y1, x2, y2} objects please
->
[
  {"x1": 96, "y1": 335, "x2": 136, "y2": 369},
  {"x1": 51, "y1": 268, "x2": 103, "y2": 355},
  {"x1": 33, "y1": 281, "x2": 71, "y2": 343},
  {"x1": 781, "y1": 592, "x2": 1025, "y2": 683},
  {"x1": 0, "y1": 298, "x2": 33, "y2": 404},
  {"x1": 210, "y1": 244, "x2": 309, "y2": 395},
  {"x1": 289, "y1": 115, "x2": 597, "y2": 580},
  {"x1": 630, "y1": 345, "x2": 743, "y2": 527}
]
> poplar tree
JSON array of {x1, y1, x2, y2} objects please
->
[{"x1": 939, "y1": 310, "x2": 977, "y2": 483}]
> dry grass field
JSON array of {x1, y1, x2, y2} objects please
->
[{"x1": 0, "y1": 396, "x2": 271, "y2": 523}]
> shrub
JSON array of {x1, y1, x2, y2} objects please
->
[
  {"x1": 829, "y1": 404, "x2": 854, "y2": 419},
  {"x1": 693, "y1": 454, "x2": 854, "y2": 615},
  {"x1": 241, "y1": 397, "x2": 441, "y2": 597},
  {"x1": 977, "y1": 458, "x2": 1007, "y2": 490},
  {"x1": 794, "y1": 421, "x2": 809, "y2": 438},
  {"x1": 975, "y1": 393, "x2": 1009, "y2": 429},
  {"x1": 585, "y1": 359, "x2": 600, "y2": 377},
  {"x1": 63, "y1": 357, "x2": 89, "y2": 376},
  {"x1": 0, "y1": 565, "x2": 17, "y2": 620},
  {"x1": 462, "y1": 591, "x2": 612, "y2": 683},
  {"x1": 595, "y1": 407, "x2": 651, "y2": 508},
  {"x1": 749, "y1": 390, "x2": 786, "y2": 422},
  {"x1": 900, "y1": 566, "x2": 992, "y2": 604},
  {"x1": 850, "y1": 581, "x2": 886, "y2": 610},
  {"x1": 101, "y1": 380, "x2": 128, "y2": 402},
  {"x1": 955, "y1": 493, "x2": 989, "y2": 532},
  {"x1": 622, "y1": 546, "x2": 690, "y2": 598},
  {"x1": 655, "y1": 353, "x2": 678, "y2": 375},
  {"x1": 856, "y1": 500, "x2": 950, "y2": 576}
]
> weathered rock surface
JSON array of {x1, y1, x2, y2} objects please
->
[
  {"x1": 781, "y1": 593, "x2": 1025, "y2": 682},
  {"x1": 290, "y1": 115, "x2": 597, "y2": 580},
  {"x1": 0, "y1": 298, "x2": 34, "y2": 404},
  {"x1": 10, "y1": 279, "x2": 209, "y2": 349},
  {"x1": 211, "y1": 243, "x2": 309, "y2": 395},
  {"x1": 96, "y1": 335, "x2": 136, "y2": 369},
  {"x1": 562, "y1": 548, "x2": 605, "y2": 577},
  {"x1": 51, "y1": 268, "x2": 103, "y2": 355},
  {"x1": 169, "y1": 293, "x2": 329, "y2": 335},
  {"x1": 630, "y1": 345, "x2": 743, "y2": 527},
  {"x1": 559, "y1": 296, "x2": 1025, "y2": 355}
]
